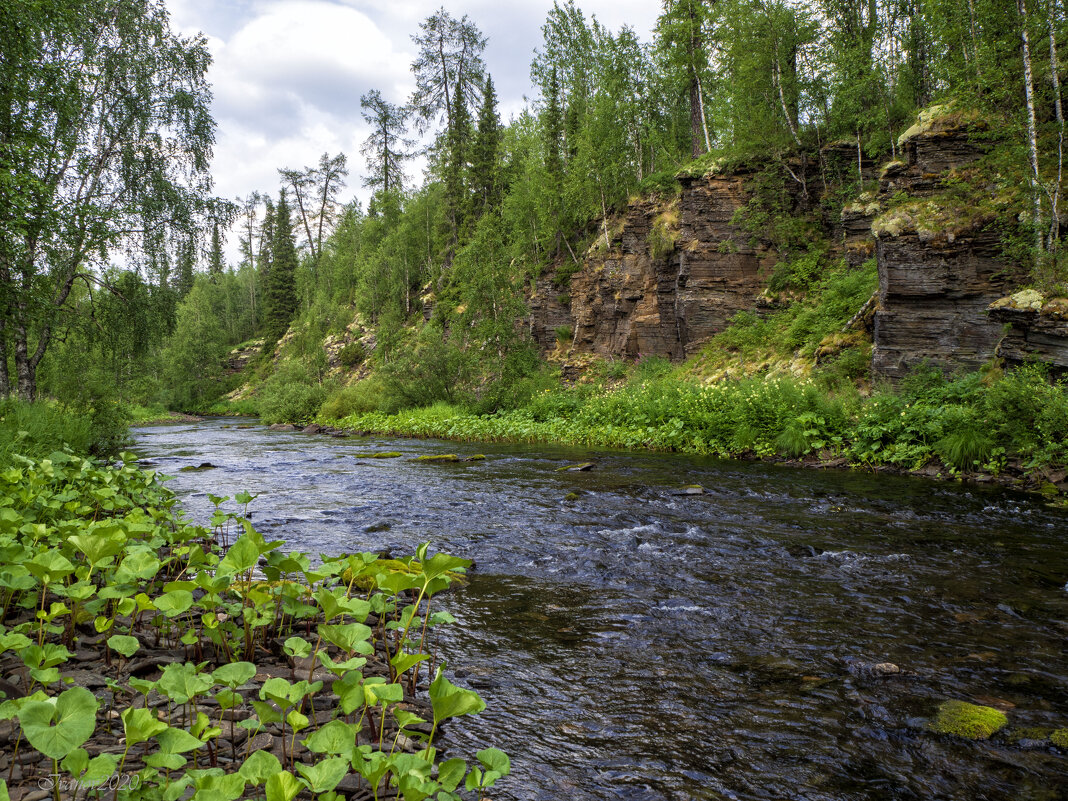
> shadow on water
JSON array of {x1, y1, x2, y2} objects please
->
[{"x1": 134, "y1": 419, "x2": 1068, "y2": 801}]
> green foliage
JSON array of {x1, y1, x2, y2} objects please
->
[
  {"x1": 0, "y1": 454, "x2": 502, "y2": 800},
  {"x1": 0, "y1": 399, "x2": 127, "y2": 464},
  {"x1": 257, "y1": 362, "x2": 327, "y2": 425},
  {"x1": 337, "y1": 342, "x2": 365, "y2": 368}
]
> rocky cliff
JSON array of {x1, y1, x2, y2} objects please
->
[
  {"x1": 530, "y1": 170, "x2": 786, "y2": 361},
  {"x1": 989, "y1": 290, "x2": 1068, "y2": 374},
  {"x1": 529, "y1": 105, "x2": 1056, "y2": 380}
]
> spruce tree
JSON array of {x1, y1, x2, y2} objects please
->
[
  {"x1": 175, "y1": 237, "x2": 195, "y2": 298},
  {"x1": 263, "y1": 190, "x2": 299, "y2": 339},
  {"x1": 444, "y1": 76, "x2": 472, "y2": 247},
  {"x1": 544, "y1": 68, "x2": 565, "y2": 257},
  {"x1": 208, "y1": 223, "x2": 224, "y2": 281},
  {"x1": 469, "y1": 74, "x2": 502, "y2": 221}
]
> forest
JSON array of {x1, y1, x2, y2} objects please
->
[{"x1": 2, "y1": 0, "x2": 1068, "y2": 477}]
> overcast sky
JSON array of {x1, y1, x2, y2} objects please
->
[{"x1": 164, "y1": 0, "x2": 661, "y2": 258}]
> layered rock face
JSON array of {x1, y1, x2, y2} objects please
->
[
  {"x1": 535, "y1": 172, "x2": 780, "y2": 360},
  {"x1": 869, "y1": 110, "x2": 1026, "y2": 381},
  {"x1": 529, "y1": 105, "x2": 1048, "y2": 379},
  {"x1": 989, "y1": 292, "x2": 1068, "y2": 374}
]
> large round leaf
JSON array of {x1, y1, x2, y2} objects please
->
[{"x1": 18, "y1": 687, "x2": 99, "y2": 759}]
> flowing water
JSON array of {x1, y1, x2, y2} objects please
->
[{"x1": 134, "y1": 419, "x2": 1068, "y2": 801}]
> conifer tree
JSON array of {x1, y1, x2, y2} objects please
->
[
  {"x1": 257, "y1": 196, "x2": 275, "y2": 282},
  {"x1": 175, "y1": 237, "x2": 195, "y2": 298},
  {"x1": 361, "y1": 90, "x2": 411, "y2": 194},
  {"x1": 263, "y1": 190, "x2": 299, "y2": 338},
  {"x1": 470, "y1": 74, "x2": 502, "y2": 220},
  {"x1": 444, "y1": 77, "x2": 473, "y2": 247},
  {"x1": 208, "y1": 223, "x2": 224, "y2": 281},
  {"x1": 544, "y1": 67, "x2": 565, "y2": 257}
]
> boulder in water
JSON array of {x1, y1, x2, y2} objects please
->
[
  {"x1": 556, "y1": 462, "x2": 595, "y2": 472},
  {"x1": 927, "y1": 700, "x2": 1007, "y2": 740}
]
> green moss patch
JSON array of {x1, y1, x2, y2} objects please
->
[
  {"x1": 356, "y1": 451, "x2": 403, "y2": 458},
  {"x1": 927, "y1": 700, "x2": 1007, "y2": 740},
  {"x1": 1051, "y1": 729, "x2": 1068, "y2": 748}
]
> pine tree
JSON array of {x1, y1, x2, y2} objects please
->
[
  {"x1": 264, "y1": 190, "x2": 299, "y2": 339},
  {"x1": 208, "y1": 223, "x2": 224, "y2": 281},
  {"x1": 469, "y1": 74, "x2": 502, "y2": 221}
]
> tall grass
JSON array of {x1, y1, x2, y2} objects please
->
[{"x1": 0, "y1": 399, "x2": 128, "y2": 463}]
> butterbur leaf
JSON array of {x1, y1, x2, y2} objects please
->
[
  {"x1": 122, "y1": 707, "x2": 167, "y2": 747},
  {"x1": 295, "y1": 757, "x2": 349, "y2": 793},
  {"x1": 318, "y1": 622, "x2": 373, "y2": 654},
  {"x1": 158, "y1": 725, "x2": 204, "y2": 754},
  {"x1": 154, "y1": 590, "x2": 194, "y2": 617},
  {"x1": 238, "y1": 750, "x2": 281, "y2": 785},
  {"x1": 477, "y1": 747, "x2": 510, "y2": 775},
  {"x1": 429, "y1": 667, "x2": 485, "y2": 725},
  {"x1": 217, "y1": 534, "x2": 259, "y2": 576},
  {"x1": 145, "y1": 752, "x2": 186, "y2": 771},
  {"x1": 264, "y1": 771, "x2": 303, "y2": 801},
  {"x1": 107, "y1": 634, "x2": 140, "y2": 658},
  {"x1": 390, "y1": 651, "x2": 429, "y2": 676},
  {"x1": 18, "y1": 686, "x2": 99, "y2": 759},
  {"x1": 212, "y1": 661, "x2": 256, "y2": 688},
  {"x1": 303, "y1": 719, "x2": 358, "y2": 755},
  {"x1": 437, "y1": 758, "x2": 467, "y2": 792},
  {"x1": 283, "y1": 637, "x2": 311, "y2": 658}
]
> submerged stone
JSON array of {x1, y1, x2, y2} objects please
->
[
  {"x1": 413, "y1": 454, "x2": 486, "y2": 463},
  {"x1": 179, "y1": 462, "x2": 216, "y2": 472},
  {"x1": 565, "y1": 492, "x2": 580, "y2": 501},
  {"x1": 1052, "y1": 729, "x2": 1068, "y2": 748},
  {"x1": 927, "y1": 700, "x2": 1007, "y2": 740},
  {"x1": 358, "y1": 452, "x2": 403, "y2": 458},
  {"x1": 556, "y1": 462, "x2": 595, "y2": 472}
]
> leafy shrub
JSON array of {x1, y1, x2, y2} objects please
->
[
  {"x1": 338, "y1": 342, "x2": 365, "y2": 368},
  {"x1": 257, "y1": 361, "x2": 327, "y2": 425},
  {"x1": 320, "y1": 377, "x2": 388, "y2": 419},
  {"x1": 555, "y1": 325, "x2": 573, "y2": 344}
]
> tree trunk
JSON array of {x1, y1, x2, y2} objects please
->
[
  {"x1": 1049, "y1": 16, "x2": 1064, "y2": 248},
  {"x1": 1018, "y1": 0, "x2": 1045, "y2": 252},
  {"x1": 0, "y1": 315, "x2": 9, "y2": 398}
]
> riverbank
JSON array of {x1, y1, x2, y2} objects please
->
[
  {"x1": 0, "y1": 451, "x2": 507, "y2": 801},
  {"x1": 316, "y1": 365, "x2": 1068, "y2": 501}
]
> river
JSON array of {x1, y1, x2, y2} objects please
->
[{"x1": 133, "y1": 418, "x2": 1068, "y2": 801}]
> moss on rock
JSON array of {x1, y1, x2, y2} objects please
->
[
  {"x1": 1051, "y1": 729, "x2": 1068, "y2": 748},
  {"x1": 927, "y1": 700, "x2": 1007, "y2": 740}
]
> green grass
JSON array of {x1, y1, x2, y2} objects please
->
[{"x1": 0, "y1": 398, "x2": 128, "y2": 463}]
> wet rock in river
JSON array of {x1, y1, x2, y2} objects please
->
[
  {"x1": 556, "y1": 462, "x2": 595, "y2": 472},
  {"x1": 302, "y1": 423, "x2": 323, "y2": 434},
  {"x1": 673, "y1": 485, "x2": 705, "y2": 495},
  {"x1": 179, "y1": 462, "x2": 216, "y2": 472},
  {"x1": 269, "y1": 423, "x2": 296, "y2": 431},
  {"x1": 927, "y1": 700, "x2": 1007, "y2": 740}
]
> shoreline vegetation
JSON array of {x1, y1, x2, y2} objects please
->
[
  {"x1": 303, "y1": 363, "x2": 1068, "y2": 502},
  {"x1": 0, "y1": 405, "x2": 510, "y2": 801}
]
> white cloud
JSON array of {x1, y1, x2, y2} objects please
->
[{"x1": 164, "y1": 0, "x2": 660, "y2": 260}]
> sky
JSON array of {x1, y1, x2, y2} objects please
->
[{"x1": 164, "y1": 0, "x2": 661, "y2": 259}]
